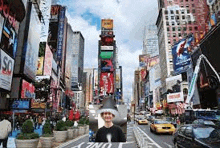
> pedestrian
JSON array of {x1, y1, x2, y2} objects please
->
[
  {"x1": 0, "y1": 117, "x2": 12, "y2": 148},
  {"x1": 34, "y1": 115, "x2": 38, "y2": 129},
  {"x1": 38, "y1": 116, "x2": 42, "y2": 129},
  {"x1": 95, "y1": 97, "x2": 126, "y2": 142}
]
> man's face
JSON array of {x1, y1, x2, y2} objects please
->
[{"x1": 102, "y1": 112, "x2": 114, "y2": 122}]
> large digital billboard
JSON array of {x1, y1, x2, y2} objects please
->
[
  {"x1": 99, "y1": 73, "x2": 114, "y2": 95},
  {"x1": 21, "y1": 79, "x2": 35, "y2": 99},
  {"x1": 43, "y1": 44, "x2": 53, "y2": 76},
  {"x1": 99, "y1": 51, "x2": 113, "y2": 59},
  {"x1": 101, "y1": 19, "x2": 113, "y2": 30},
  {"x1": 139, "y1": 54, "x2": 150, "y2": 67},
  {"x1": 0, "y1": 49, "x2": 14, "y2": 90},
  {"x1": 24, "y1": 5, "x2": 41, "y2": 80},
  {"x1": 11, "y1": 100, "x2": 30, "y2": 109},
  {"x1": 172, "y1": 34, "x2": 194, "y2": 74},
  {"x1": 100, "y1": 59, "x2": 114, "y2": 72}
]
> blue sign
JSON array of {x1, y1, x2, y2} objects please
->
[
  {"x1": 172, "y1": 34, "x2": 194, "y2": 74},
  {"x1": 57, "y1": 7, "x2": 66, "y2": 61},
  {"x1": 11, "y1": 100, "x2": 30, "y2": 109}
]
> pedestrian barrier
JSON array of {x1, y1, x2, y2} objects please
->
[{"x1": 133, "y1": 125, "x2": 149, "y2": 148}]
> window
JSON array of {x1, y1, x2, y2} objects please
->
[
  {"x1": 176, "y1": 16, "x2": 180, "y2": 20},
  {"x1": 168, "y1": 39, "x2": 171, "y2": 44},
  {"x1": 167, "y1": 27, "x2": 170, "y2": 31},
  {"x1": 173, "y1": 39, "x2": 176, "y2": 43},
  {"x1": 183, "y1": 27, "x2": 187, "y2": 31},
  {"x1": 167, "y1": 33, "x2": 170, "y2": 37},
  {"x1": 182, "y1": 16, "x2": 185, "y2": 19},
  {"x1": 173, "y1": 33, "x2": 176, "y2": 37},
  {"x1": 192, "y1": 9, "x2": 195, "y2": 13},
  {"x1": 184, "y1": 126, "x2": 193, "y2": 137},
  {"x1": 165, "y1": 10, "x2": 168, "y2": 14},
  {"x1": 170, "y1": 10, "x2": 174, "y2": 14},
  {"x1": 192, "y1": 4, "x2": 194, "y2": 7},
  {"x1": 171, "y1": 16, "x2": 174, "y2": 20},
  {"x1": 166, "y1": 21, "x2": 169, "y2": 25},
  {"x1": 172, "y1": 27, "x2": 175, "y2": 31},
  {"x1": 188, "y1": 21, "x2": 192, "y2": 24},
  {"x1": 181, "y1": 10, "x2": 185, "y2": 14},
  {"x1": 187, "y1": 9, "x2": 190, "y2": 13},
  {"x1": 189, "y1": 27, "x2": 192, "y2": 31},
  {"x1": 178, "y1": 27, "x2": 181, "y2": 31},
  {"x1": 172, "y1": 22, "x2": 175, "y2": 26},
  {"x1": 176, "y1": 10, "x2": 179, "y2": 14},
  {"x1": 178, "y1": 33, "x2": 181, "y2": 37},
  {"x1": 166, "y1": 16, "x2": 169, "y2": 20}
]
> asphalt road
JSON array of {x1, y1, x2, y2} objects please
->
[
  {"x1": 137, "y1": 123, "x2": 174, "y2": 148},
  {"x1": 58, "y1": 122, "x2": 138, "y2": 148}
]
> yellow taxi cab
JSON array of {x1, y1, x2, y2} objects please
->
[
  {"x1": 150, "y1": 119, "x2": 175, "y2": 134},
  {"x1": 138, "y1": 118, "x2": 148, "y2": 125}
]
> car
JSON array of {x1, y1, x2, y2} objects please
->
[
  {"x1": 192, "y1": 119, "x2": 216, "y2": 126},
  {"x1": 147, "y1": 115, "x2": 155, "y2": 122},
  {"x1": 173, "y1": 124, "x2": 220, "y2": 148},
  {"x1": 138, "y1": 118, "x2": 148, "y2": 125},
  {"x1": 150, "y1": 119, "x2": 175, "y2": 134},
  {"x1": 166, "y1": 117, "x2": 177, "y2": 128}
]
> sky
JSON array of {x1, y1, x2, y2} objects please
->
[{"x1": 58, "y1": 0, "x2": 159, "y2": 104}]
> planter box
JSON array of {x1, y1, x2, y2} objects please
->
[
  {"x1": 67, "y1": 129, "x2": 74, "y2": 139},
  {"x1": 40, "y1": 136, "x2": 54, "y2": 148},
  {"x1": 73, "y1": 128, "x2": 79, "y2": 138},
  {"x1": 15, "y1": 138, "x2": 39, "y2": 148},
  {"x1": 53, "y1": 131, "x2": 67, "y2": 142},
  {"x1": 78, "y1": 126, "x2": 84, "y2": 136}
]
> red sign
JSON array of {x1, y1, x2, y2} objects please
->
[
  {"x1": 43, "y1": 44, "x2": 53, "y2": 76},
  {"x1": 99, "y1": 73, "x2": 114, "y2": 95},
  {"x1": 21, "y1": 80, "x2": 35, "y2": 99},
  {"x1": 50, "y1": 5, "x2": 61, "y2": 15}
]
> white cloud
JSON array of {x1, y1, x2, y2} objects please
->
[{"x1": 61, "y1": 0, "x2": 158, "y2": 102}]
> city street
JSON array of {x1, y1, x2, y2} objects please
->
[{"x1": 58, "y1": 122, "x2": 138, "y2": 148}]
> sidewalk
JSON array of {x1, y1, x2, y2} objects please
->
[{"x1": 0, "y1": 126, "x2": 43, "y2": 148}]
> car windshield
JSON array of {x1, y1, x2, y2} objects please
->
[
  {"x1": 154, "y1": 120, "x2": 170, "y2": 124},
  {"x1": 194, "y1": 127, "x2": 220, "y2": 139}
]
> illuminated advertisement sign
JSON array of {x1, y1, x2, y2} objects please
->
[
  {"x1": 172, "y1": 34, "x2": 193, "y2": 74},
  {"x1": 101, "y1": 19, "x2": 113, "y2": 30},
  {"x1": 36, "y1": 57, "x2": 44, "y2": 75},
  {"x1": 24, "y1": 5, "x2": 41, "y2": 80},
  {"x1": 148, "y1": 56, "x2": 159, "y2": 68},
  {"x1": 11, "y1": 100, "x2": 30, "y2": 109},
  {"x1": 0, "y1": 49, "x2": 14, "y2": 90},
  {"x1": 99, "y1": 51, "x2": 113, "y2": 59},
  {"x1": 101, "y1": 46, "x2": 114, "y2": 51},
  {"x1": 140, "y1": 68, "x2": 147, "y2": 81},
  {"x1": 101, "y1": 59, "x2": 114, "y2": 72},
  {"x1": 21, "y1": 79, "x2": 35, "y2": 99},
  {"x1": 43, "y1": 43, "x2": 53, "y2": 76},
  {"x1": 31, "y1": 101, "x2": 46, "y2": 109},
  {"x1": 57, "y1": 6, "x2": 66, "y2": 61},
  {"x1": 115, "y1": 68, "x2": 121, "y2": 89},
  {"x1": 50, "y1": 5, "x2": 61, "y2": 20},
  {"x1": 167, "y1": 92, "x2": 184, "y2": 103},
  {"x1": 99, "y1": 73, "x2": 114, "y2": 95},
  {"x1": 139, "y1": 54, "x2": 150, "y2": 67}
]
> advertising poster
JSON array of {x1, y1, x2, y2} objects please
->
[
  {"x1": 11, "y1": 100, "x2": 30, "y2": 109},
  {"x1": 140, "y1": 68, "x2": 147, "y2": 81},
  {"x1": 24, "y1": 5, "x2": 41, "y2": 80},
  {"x1": 100, "y1": 59, "x2": 113, "y2": 72},
  {"x1": 99, "y1": 51, "x2": 113, "y2": 59},
  {"x1": 166, "y1": 74, "x2": 182, "y2": 90},
  {"x1": 43, "y1": 44, "x2": 53, "y2": 76},
  {"x1": 167, "y1": 92, "x2": 184, "y2": 103},
  {"x1": 99, "y1": 73, "x2": 114, "y2": 95},
  {"x1": 0, "y1": 49, "x2": 14, "y2": 90},
  {"x1": 21, "y1": 79, "x2": 35, "y2": 99},
  {"x1": 100, "y1": 46, "x2": 113, "y2": 51},
  {"x1": 57, "y1": 6, "x2": 66, "y2": 61},
  {"x1": 172, "y1": 34, "x2": 194, "y2": 74},
  {"x1": 93, "y1": 69, "x2": 98, "y2": 96},
  {"x1": 139, "y1": 54, "x2": 150, "y2": 67},
  {"x1": 36, "y1": 57, "x2": 44, "y2": 75},
  {"x1": 101, "y1": 19, "x2": 113, "y2": 30},
  {"x1": 50, "y1": 5, "x2": 61, "y2": 20},
  {"x1": 148, "y1": 56, "x2": 159, "y2": 68},
  {"x1": 115, "y1": 68, "x2": 121, "y2": 89}
]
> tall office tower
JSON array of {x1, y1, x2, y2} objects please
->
[
  {"x1": 156, "y1": 0, "x2": 209, "y2": 93},
  {"x1": 143, "y1": 24, "x2": 159, "y2": 57}
]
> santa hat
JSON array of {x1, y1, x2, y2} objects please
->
[{"x1": 97, "y1": 97, "x2": 119, "y2": 117}]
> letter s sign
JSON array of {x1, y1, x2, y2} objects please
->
[{"x1": 2, "y1": 56, "x2": 12, "y2": 75}]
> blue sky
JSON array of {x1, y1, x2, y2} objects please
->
[{"x1": 57, "y1": 0, "x2": 158, "y2": 103}]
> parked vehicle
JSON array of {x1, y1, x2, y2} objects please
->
[
  {"x1": 173, "y1": 124, "x2": 220, "y2": 148},
  {"x1": 192, "y1": 119, "x2": 215, "y2": 126},
  {"x1": 150, "y1": 119, "x2": 175, "y2": 134},
  {"x1": 138, "y1": 118, "x2": 148, "y2": 125}
]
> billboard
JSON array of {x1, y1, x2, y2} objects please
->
[
  {"x1": 99, "y1": 73, "x2": 114, "y2": 95},
  {"x1": 57, "y1": 6, "x2": 66, "y2": 61},
  {"x1": 115, "y1": 68, "x2": 121, "y2": 89},
  {"x1": 100, "y1": 46, "x2": 114, "y2": 51},
  {"x1": 40, "y1": 0, "x2": 52, "y2": 41},
  {"x1": 100, "y1": 59, "x2": 114, "y2": 72},
  {"x1": 166, "y1": 74, "x2": 182, "y2": 90},
  {"x1": 43, "y1": 44, "x2": 53, "y2": 76},
  {"x1": 36, "y1": 57, "x2": 44, "y2": 75},
  {"x1": 167, "y1": 92, "x2": 184, "y2": 103},
  {"x1": 99, "y1": 51, "x2": 113, "y2": 59},
  {"x1": 140, "y1": 68, "x2": 147, "y2": 81},
  {"x1": 139, "y1": 54, "x2": 150, "y2": 67},
  {"x1": 148, "y1": 56, "x2": 159, "y2": 68},
  {"x1": 101, "y1": 19, "x2": 113, "y2": 30},
  {"x1": 172, "y1": 34, "x2": 194, "y2": 74},
  {"x1": 0, "y1": 49, "x2": 14, "y2": 90},
  {"x1": 24, "y1": 5, "x2": 41, "y2": 80},
  {"x1": 31, "y1": 101, "x2": 46, "y2": 109},
  {"x1": 50, "y1": 5, "x2": 61, "y2": 20},
  {"x1": 11, "y1": 100, "x2": 30, "y2": 109},
  {"x1": 21, "y1": 79, "x2": 35, "y2": 99}
]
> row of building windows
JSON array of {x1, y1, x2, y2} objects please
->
[
  {"x1": 165, "y1": 8, "x2": 195, "y2": 15},
  {"x1": 167, "y1": 26, "x2": 197, "y2": 32}
]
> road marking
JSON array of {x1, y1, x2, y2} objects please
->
[
  {"x1": 136, "y1": 126, "x2": 163, "y2": 148},
  {"x1": 163, "y1": 142, "x2": 173, "y2": 148},
  {"x1": 57, "y1": 134, "x2": 88, "y2": 148},
  {"x1": 71, "y1": 142, "x2": 85, "y2": 148},
  {"x1": 118, "y1": 141, "x2": 136, "y2": 148}
]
